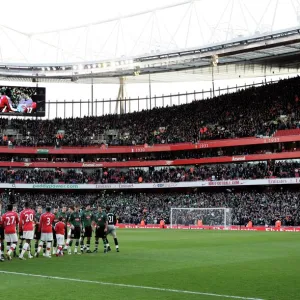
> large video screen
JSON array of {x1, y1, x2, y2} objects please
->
[{"x1": 0, "y1": 86, "x2": 45, "y2": 117}]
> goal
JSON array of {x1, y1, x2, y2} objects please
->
[{"x1": 170, "y1": 208, "x2": 232, "y2": 228}]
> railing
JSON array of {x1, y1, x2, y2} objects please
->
[{"x1": 44, "y1": 78, "x2": 278, "y2": 119}]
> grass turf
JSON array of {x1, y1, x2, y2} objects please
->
[{"x1": 0, "y1": 229, "x2": 299, "y2": 300}]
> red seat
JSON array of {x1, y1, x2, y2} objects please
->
[{"x1": 274, "y1": 129, "x2": 300, "y2": 137}]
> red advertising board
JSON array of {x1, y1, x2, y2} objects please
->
[
  {"x1": 0, "y1": 135, "x2": 299, "y2": 155},
  {"x1": 117, "y1": 224, "x2": 300, "y2": 232},
  {"x1": 3, "y1": 150, "x2": 300, "y2": 168}
]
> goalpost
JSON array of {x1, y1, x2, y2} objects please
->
[{"x1": 170, "y1": 208, "x2": 232, "y2": 228}]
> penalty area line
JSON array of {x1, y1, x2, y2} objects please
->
[{"x1": 0, "y1": 270, "x2": 264, "y2": 300}]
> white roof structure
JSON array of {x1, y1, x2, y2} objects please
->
[{"x1": 0, "y1": 0, "x2": 300, "y2": 82}]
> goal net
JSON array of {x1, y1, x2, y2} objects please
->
[{"x1": 170, "y1": 208, "x2": 232, "y2": 228}]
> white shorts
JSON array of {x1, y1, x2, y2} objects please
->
[
  {"x1": 107, "y1": 225, "x2": 117, "y2": 238},
  {"x1": 56, "y1": 234, "x2": 65, "y2": 245},
  {"x1": 41, "y1": 232, "x2": 53, "y2": 242},
  {"x1": 5, "y1": 233, "x2": 18, "y2": 243},
  {"x1": 22, "y1": 231, "x2": 34, "y2": 240}
]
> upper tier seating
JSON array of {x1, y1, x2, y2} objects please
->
[{"x1": 1, "y1": 76, "x2": 300, "y2": 147}]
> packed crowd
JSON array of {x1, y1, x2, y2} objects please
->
[
  {"x1": 3, "y1": 189, "x2": 300, "y2": 226},
  {"x1": 100, "y1": 161, "x2": 300, "y2": 183},
  {"x1": 0, "y1": 160, "x2": 299, "y2": 184},
  {"x1": 0, "y1": 77, "x2": 300, "y2": 146},
  {"x1": 0, "y1": 168, "x2": 96, "y2": 184}
]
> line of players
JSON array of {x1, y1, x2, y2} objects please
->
[{"x1": 0, "y1": 202, "x2": 120, "y2": 261}]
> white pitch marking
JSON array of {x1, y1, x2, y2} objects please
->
[{"x1": 0, "y1": 271, "x2": 265, "y2": 300}]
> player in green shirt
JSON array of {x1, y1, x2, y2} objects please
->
[
  {"x1": 58, "y1": 206, "x2": 68, "y2": 225},
  {"x1": 80, "y1": 204, "x2": 93, "y2": 253},
  {"x1": 69, "y1": 205, "x2": 82, "y2": 255},
  {"x1": 34, "y1": 206, "x2": 43, "y2": 256},
  {"x1": 59, "y1": 205, "x2": 71, "y2": 254},
  {"x1": 52, "y1": 207, "x2": 60, "y2": 255},
  {"x1": 105, "y1": 206, "x2": 120, "y2": 252},
  {"x1": 92, "y1": 205, "x2": 108, "y2": 253}
]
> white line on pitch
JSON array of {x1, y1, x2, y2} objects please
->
[{"x1": 0, "y1": 271, "x2": 265, "y2": 300}]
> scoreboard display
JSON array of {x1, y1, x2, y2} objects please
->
[{"x1": 0, "y1": 85, "x2": 46, "y2": 117}]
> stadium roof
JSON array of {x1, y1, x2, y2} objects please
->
[
  {"x1": 1, "y1": 26, "x2": 300, "y2": 83},
  {"x1": 0, "y1": 0, "x2": 300, "y2": 83}
]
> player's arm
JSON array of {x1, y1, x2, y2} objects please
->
[
  {"x1": 91, "y1": 214, "x2": 96, "y2": 229},
  {"x1": 6, "y1": 97, "x2": 17, "y2": 112},
  {"x1": 104, "y1": 214, "x2": 108, "y2": 232},
  {"x1": 69, "y1": 213, "x2": 75, "y2": 229},
  {"x1": 52, "y1": 215, "x2": 56, "y2": 229},
  {"x1": 16, "y1": 213, "x2": 20, "y2": 231},
  {"x1": 91, "y1": 212, "x2": 95, "y2": 230},
  {"x1": 19, "y1": 212, "x2": 23, "y2": 233},
  {"x1": 80, "y1": 212, "x2": 85, "y2": 235},
  {"x1": 64, "y1": 213, "x2": 69, "y2": 227},
  {"x1": 32, "y1": 211, "x2": 36, "y2": 226},
  {"x1": 1, "y1": 214, "x2": 5, "y2": 228},
  {"x1": 38, "y1": 215, "x2": 43, "y2": 232},
  {"x1": 66, "y1": 213, "x2": 70, "y2": 223},
  {"x1": 35, "y1": 214, "x2": 40, "y2": 229},
  {"x1": 80, "y1": 212, "x2": 84, "y2": 229}
]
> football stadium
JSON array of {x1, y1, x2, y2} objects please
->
[{"x1": 1, "y1": 0, "x2": 300, "y2": 299}]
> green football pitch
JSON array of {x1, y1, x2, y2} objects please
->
[{"x1": 0, "y1": 229, "x2": 299, "y2": 300}]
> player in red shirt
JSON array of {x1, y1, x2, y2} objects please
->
[
  {"x1": 36, "y1": 207, "x2": 55, "y2": 258},
  {"x1": 54, "y1": 216, "x2": 65, "y2": 257},
  {"x1": 18, "y1": 202, "x2": 35, "y2": 260},
  {"x1": 0, "y1": 92, "x2": 16, "y2": 112},
  {"x1": 13, "y1": 204, "x2": 20, "y2": 258},
  {"x1": 2, "y1": 204, "x2": 19, "y2": 260},
  {"x1": 0, "y1": 202, "x2": 4, "y2": 262}
]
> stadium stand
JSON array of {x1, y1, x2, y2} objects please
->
[
  {"x1": 0, "y1": 160, "x2": 299, "y2": 184},
  {"x1": 1, "y1": 77, "x2": 300, "y2": 229},
  {"x1": 0, "y1": 161, "x2": 300, "y2": 184},
  {"x1": 4, "y1": 189, "x2": 300, "y2": 226},
  {"x1": 0, "y1": 77, "x2": 300, "y2": 146}
]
